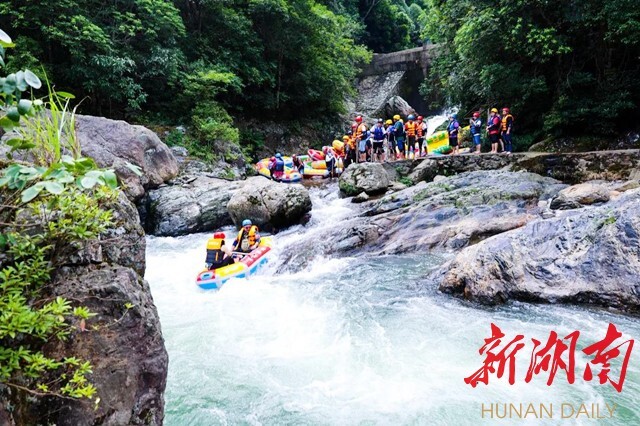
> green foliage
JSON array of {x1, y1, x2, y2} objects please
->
[
  {"x1": 423, "y1": 0, "x2": 640, "y2": 139},
  {"x1": 0, "y1": 0, "x2": 186, "y2": 114},
  {"x1": 0, "y1": 187, "x2": 114, "y2": 399},
  {"x1": 0, "y1": 30, "x2": 128, "y2": 402}
]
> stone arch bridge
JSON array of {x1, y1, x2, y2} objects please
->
[{"x1": 353, "y1": 44, "x2": 439, "y2": 120}]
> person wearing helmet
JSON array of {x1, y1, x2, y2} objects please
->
[
  {"x1": 501, "y1": 107, "x2": 514, "y2": 154},
  {"x1": 344, "y1": 130, "x2": 357, "y2": 168},
  {"x1": 470, "y1": 112, "x2": 483, "y2": 154},
  {"x1": 448, "y1": 113, "x2": 460, "y2": 155},
  {"x1": 416, "y1": 115, "x2": 427, "y2": 157},
  {"x1": 404, "y1": 114, "x2": 418, "y2": 159},
  {"x1": 487, "y1": 108, "x2": 501, "y2": 153},
  {"x1": 384, "y1": 119, "x2": 395, "y2": 162},
  {"x1": 205, "y1": 232, "x2": 235, "y2": 270},
  {"x1": 392, "y1": 115, "x2": 405, "y2": 160},
  {"x1": 371, "y1": 119, "x2": 386, "y2": 163},
  {"x1": 353, "y1": 115, "x2": 368, "y2": 163},
  {"x1": 233, "y1": 219, "x2": 261, "y2": 253},
  {"x1": 272, "y1": 153, "x2": 285, "y2": 181}
]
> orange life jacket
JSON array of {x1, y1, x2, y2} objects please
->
[
  {"x1": 405, "y1": 121, "x2": 417, "y2": 137},
  {"x1": 501, "y1": 114, "x2": 514, "y2": 132},
  {"x1": 416, "y1": 121, "x2": 424, "y2": 137},
  {"x1": 355, "y1": 123, "x2": 367, "y2": 140}
]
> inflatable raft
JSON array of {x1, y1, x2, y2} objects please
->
[
  {"x1": 255, "y1": 157, "x2": 303, "y2": 183},
  {"x1": 195, "y1": 236, "x2": 273, "y2": 290}
]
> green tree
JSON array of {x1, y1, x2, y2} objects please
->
[
  {"x1": 0, "y1": 0, "x2": 186, "y2": 116},
  {"x1": 422, "y1": 0, "x2": 640, "y2": 140}
]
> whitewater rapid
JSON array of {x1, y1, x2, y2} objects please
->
[{"x1": 146, "y1": 183, "x2": 640, "y2": 426}]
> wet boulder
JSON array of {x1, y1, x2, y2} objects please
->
[
  {"x1": 142, "y1": 176, "x2": 243, "y2": 236},
  {"x1": 550, "y1": 182, "x2": 611, "y2": 210},
  {"x1": 227, "y1": 177, "x2": 312, "y2": 230},
  {"x1": 339, "y1": 162, "x2": 390, "y2": 196},
  {"x1": 437, "y1": 188, "x2": 640, "y2": 312},
  {"x1": 363, "y1": 170, "x2": 566, "y2": 253}
]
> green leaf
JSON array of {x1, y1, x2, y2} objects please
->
[
  {"x1": 18, "y1": 99, "x2": 33, "y2": 115},
  {"x1": 21, "y1": 185, "x2": 44, "y2": 203},
  {"x1": 80, "y1": 176, "x2": 98, "y2": 189},
  {"x1": 24, "y1": 70, "x2": 42, "y2": 89},
  {"x1": 6, "y1": 106, "x2": 20, "y2": 122},
  {"x1": 0, "y1": 29, "x2": 11, "y2": 46},
  {"x1": 102, "y1": 170, "x2": 118, "y2": 188},
  {"x1": 55, "y1": 91, "x2": 76, "y2": 99},
  {"x1": 44, "y1": 181, "x2": 64, "y2": 195},
  {"x1": 3, "y1": 73, "x2": 16, "y2": 93},
  {"x1": 15, "y1": 71, "x2": 27, "y2": 91},
  {"x1": 0, "y1": 116, "x2": 16, "y2": 131}
]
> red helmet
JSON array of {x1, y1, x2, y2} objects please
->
[
  {"x1": 417, "y1": 115, "x2": 423, "y2": 121},
  {"x1": 355, "y1": 115, "x2": 362, "y2": 123},
  {"x1": 270, "y1": 156, "x2": 276, "y2": 161},
  {"x1": 472, "y1": 112, "x2": 480, "y2": 118},
  {"x1": 502, "y1": 107, "x2": 510, "y2": 113},
  {"x1": 213, "y1": 232, "x2": 225, "y2": 239}
]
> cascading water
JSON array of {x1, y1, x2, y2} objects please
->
[{"x1": 146, "y1": 183, "x2": 640, "y2": 425}]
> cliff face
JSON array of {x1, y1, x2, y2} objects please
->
[
  {"x1": 0, "y1": 191, "x2": 168, "y2": 425},
  {"x1": 0, "y1": 117, "x2": 171, "y2": 425}
]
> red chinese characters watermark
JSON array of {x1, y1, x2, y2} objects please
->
[{"x1": 465, "y1": 323, "x2": 634, "y2": 392}]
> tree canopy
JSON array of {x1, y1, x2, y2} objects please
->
[{"x1": 422, "y1": 0, "x2": 640, "y2": 138}]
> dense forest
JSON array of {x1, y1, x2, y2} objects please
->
[{"x1": 1, "y1": 0, "x2": 638, "y2": 156}]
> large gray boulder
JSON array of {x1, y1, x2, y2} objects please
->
[
  {"x1": 550, "y1": 182, "x2": 611, "y2": 210},
  {"x1": 227, "y1": 177, "x2": 312, "y2": 230},
  {"x1": 143, "y1": 176, "x2": 243, "y2": 236},
  {"x1": 360, "y1": 170, "x2": 566, "y2": 254},
  {"x1": 75, "y1": 115, "x2": 179, "y2": 200},
  {"x1": 437, "y1": 188, "x2": 640, "y2": 312},
  {"x1": 339, "y1": 162, "x2": 390, "y2": 196}
]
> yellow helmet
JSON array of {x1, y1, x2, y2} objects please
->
[
  {"x1": 491, "y1": 108, "x2": 498, "y2": 113},
  {"x1": 343, "y1": 135, "x2": 349, "y2": 140},
  {"x1": 393, "y1": 114, "x2": 400, "y2": 121},
  {"x1": 385, "y1": 119, "x2": 392, "y2": 125}
]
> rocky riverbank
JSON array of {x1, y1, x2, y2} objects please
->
[{"x1": 333, "y1": 156, "x2": 640, "y2": 315}]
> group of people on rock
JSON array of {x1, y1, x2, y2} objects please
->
[
  {"x1": 341, "y1": 114, "x2": 430, "y2": 166},
  {"x1": 338, "y1": 107, "x2": 514, "y2": 165},
  {"x1": 469, "y1": 107, "x2": 515, "y2": 155},
  {"x1": 204, "y1": 219, "x2": 261, "y2": 270}
]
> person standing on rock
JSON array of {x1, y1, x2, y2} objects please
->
[
  {"x1": 325, "y1": 147, "x2": 336, "y2": 178},
  {"x1": 470, "y1": 112, "x2": 482, "y2": 154},
  {"x1": 501, "y1": 107, "x2": 514, "y2": 155},
  {"x1": 447, "y1": 113, "x2": 460, "y2": 155},
  {"x1": 405, "y1": 114, "x2": 418, "y2": 159},
  {"x1": 393, "y1": 114, "x2": 405, "y2": 160},
  {"x1": 487, "y1": 108, "x2": 502, "y2": 153},
  {"x1": 344, "y1": 132, "x2": 356, "y2": 168},
  {"x1": 385, "y1": 119, "x2": 395, "y2": 162},
  {"x1": 233, "y1": 219, "x2": 261, "y2": 253},
  {"x1": 372, "y1": 118, "x2": 386, "y2": 163},
  {"x1": 205, "y1": 232, "x2": 235, "y2": 270},
  {"x1": 416, "y1": 115, "x2": 427, "y2": 157},
  {"x1": 354, "y1": 115, "x2": 368, "y2": 164}
]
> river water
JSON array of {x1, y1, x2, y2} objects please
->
[{"x1": 145, "y1": 114, "x2": 640, "y2": 425}]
